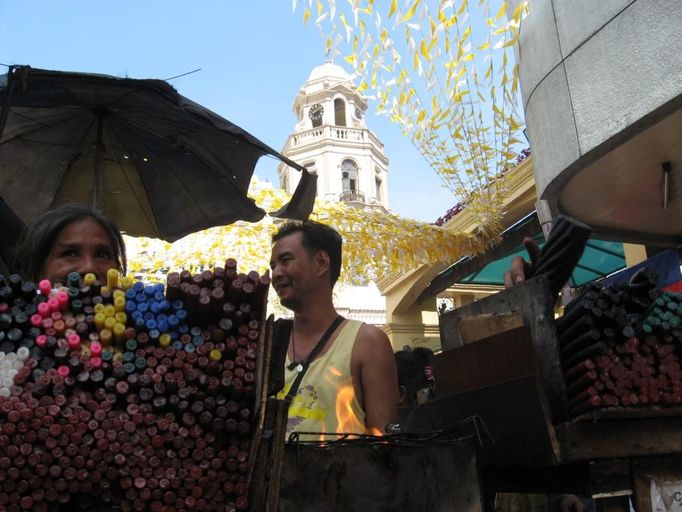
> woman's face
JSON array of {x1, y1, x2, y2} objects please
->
[{"x1": 41, "y1": 217, "x2": 118, "y2": 284}]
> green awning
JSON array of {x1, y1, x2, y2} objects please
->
[
  {"x1": 418, "y1": 212, "x2": 629, "y2": 304},
  {"x1": 459, "y1": 232, "x2": 626, "y2": 287}
]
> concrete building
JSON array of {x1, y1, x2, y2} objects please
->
[{"x1": 511, "y1": 0, "x2": 682, "y2": 245}]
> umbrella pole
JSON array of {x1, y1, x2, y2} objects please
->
[{"x1": 92, "y1": 112, "x2": 105, "y2": 209}]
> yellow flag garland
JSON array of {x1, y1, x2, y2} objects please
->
[{"x1": 125, "y1": 178, "x2": 498, "y2": 285}]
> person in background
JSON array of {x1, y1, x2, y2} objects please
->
[
  {"x1": 395, "y1": 346, "x2": 436, "y2": 406},
  {"x1": 13, "y1": 203, "x2": 126, "y2": 284},
  {"x1": 270, "y1": 220, "x2": 398, "y2": 438}
]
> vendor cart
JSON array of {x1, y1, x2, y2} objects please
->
[{"x1": 400, "y1": 273, "x2": 682, "y2": 511}]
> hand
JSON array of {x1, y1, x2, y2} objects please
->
[{"x1": 503, "y1": 237, "x2": 541, "y2": 288}]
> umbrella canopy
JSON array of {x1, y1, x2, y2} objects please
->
[{"x1": 0, "y1": 65, "x2": 315, "y2": 241}]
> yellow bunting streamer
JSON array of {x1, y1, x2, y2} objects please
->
[
  {"x1": 124, "y1": 178, "x2": 500, "y2": 286},
  {"x1": 291, "y1": 0, "x2": 529, "y2": 239}
]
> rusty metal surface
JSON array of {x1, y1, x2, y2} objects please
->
[
  {"x1": 278, "y1": 437, "x2": 481, "y2": 512},
  {"x1": 401, "y1": 376, "x2": 561, "y2": 466},
  {"x1": 556, "y1": 416, "x2": 682, "y2": 461}
]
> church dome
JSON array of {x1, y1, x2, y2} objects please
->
[{"x1": 306, "y1": 62, "x2": 352, "y2": 84}]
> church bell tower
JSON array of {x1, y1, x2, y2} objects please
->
[{"x1": 278, "y1": 62, "x2": 389, "y2": 212}]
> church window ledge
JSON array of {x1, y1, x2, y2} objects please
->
[{"x1": 340, "y1": 190, "x2": 365, "y2": 203}]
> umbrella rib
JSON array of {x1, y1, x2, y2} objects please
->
[
  {"x1": 123, "y1": 113, "x2": 243, "y2": 184},
  {"x1": 105, "y1": 82, "x2": 166, "y2": 110},
  {"x1": 123, "y1": 125, "x2": 205, "y2": 224},
  {"x1": 104, "y1": 123, "x2": 159, "y2": 236},
  {"x1": 49, "y1": 116, "x2": 99, "y2": 210},
  {"x1": 2, "y1": 109, "x2": 89, "y2": 144},
  {"x1": 117, "y1": 115, "x2": 248, "y2": 192}
]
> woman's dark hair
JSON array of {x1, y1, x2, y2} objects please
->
[
  {"x1": 272, "y1": 220, "x2": 343, "y2": 286},
  {"x1": 13, "y1": 203, "x2": 127, "y2": 281}
]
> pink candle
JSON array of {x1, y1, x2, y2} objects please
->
[
  {"x1": 37, "y1": 302, "x2": 51, "y2": 318},
  {"x1": 57, "y1": 291, "x2": 69, "y2": 312},
  {"x1": 47, "y1": 297, "x2": 60, "y2": 314},
  {"x1": 30, "y1": 314, "x2": 43, "y2": 328},
  {"x1": 67, "y1": 334, "x2": 81, "y2": 350},
  {"x1": 36, "y1": 335, "x2": 47, "y2": 349},
  {"x1": 39, "y1": 279, "x2": 52, "y2": 296},
  {"x1": 90, "y1": 341, "x2": 102, "y2": 357}
]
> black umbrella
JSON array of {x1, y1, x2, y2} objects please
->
[{"x1": 0, "y1": 65, "x2": 315, "y2": 242}]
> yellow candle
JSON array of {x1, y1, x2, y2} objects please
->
[
  {"x1": 104, "y1": 316, "x2": 116, "y2": 331},
  {"x1": 94, "y1": 313, "x2": 106, "y2": 331},
  {"x1": 120, "y1": 275, "x2": 133, "y2": 291},
  {"x1": 114, "y1": 296, "x2": 126, "y2": 313},
  {"x1": 113, "y1": 323, "x2": 126, "y2": 344},
  {"x1": 114, "y1": 312, "x2": 127, "y2": 325},
  {"x1": 107, "y1": 268, "x2": 119, "y2": 289},
  {"x1": 159, "y1": 333, "x2": 171, "y2": 348},
  {"x1": 84, "y1": 273, "x2": 96, "y2": 286}
]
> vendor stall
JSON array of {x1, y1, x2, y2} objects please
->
[{"x1": 404, "y1": 263, "x2": 682, "y2": 511}]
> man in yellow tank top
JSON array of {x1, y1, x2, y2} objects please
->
[{"x1": 270, "y1": 221, "x2": 399, "y2": 440}]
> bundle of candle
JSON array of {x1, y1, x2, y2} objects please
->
[
  {"x1": 0, "y1": 261, "x2": 268, "y2": 511},
  {"x1": 557, "y1": 269, "x2": 682, "y2": 417}
]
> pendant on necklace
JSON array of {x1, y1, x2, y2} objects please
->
[{"x1": 295, "y1": 363, "x2": 304, "y2": 373}]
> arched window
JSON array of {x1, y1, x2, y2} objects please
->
[
  {"x1": 334, "y1": 98, "x2": 346, "y2": 126},
  {"x1": 341, "y1": 159, "x2": 357, "y2": 193}
]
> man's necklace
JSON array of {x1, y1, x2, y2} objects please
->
[
  {"x1": 287, "y1": 316, "x2": 344, "y2": 373},
  {"x1": 289, "y1": 331, "x2": 304, "y2": 373}
]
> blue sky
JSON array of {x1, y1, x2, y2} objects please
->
[{"x1": 0, "y1": 1, "x2": 462, "y2": 223}]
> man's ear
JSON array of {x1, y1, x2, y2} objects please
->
[{"x1": 314, "y1": 250, "x2": 330, "y2": 278}]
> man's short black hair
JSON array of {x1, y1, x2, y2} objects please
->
[
  {"x1": 13, "y1": 203, "x2": 127, "y2": 281},
  {"x1": 272, "y1": 220, "x2": 343, "y2": 286}
]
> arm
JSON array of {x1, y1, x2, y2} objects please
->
[
  {"x1": 352, "y1": 324, "x2": 399, "y2": 434},
  {"x1": 503, "y1": 237, "x2": 542, "y2": 288}
]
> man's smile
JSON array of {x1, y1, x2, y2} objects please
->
[{"x1": 274, "y1": 282, "x2": 291, "y2": 294}]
